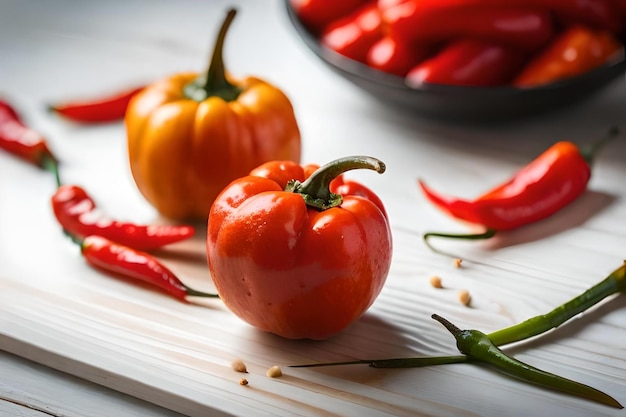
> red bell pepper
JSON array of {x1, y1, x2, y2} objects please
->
[
  {"x1": 207, "y1": 156, "x2": 392, "y2": 340},
  {"x1": 406, "y1": 39, "x2": 525, "y2": 87},
  {"x1": 380, "y1": 3, "x2": 556, "y2": 51},
  {"x1": 513, "y1": 25, "x2": 624, "y2": 88},
  {"x1": 320, "y1": 2, "x2": 384, "y2": 63},
  {"x1": 290, "y1": 0, "x2": 367, "y2": 35}
]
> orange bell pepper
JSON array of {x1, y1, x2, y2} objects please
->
[
  {"x1": 207, "y1": 156, "x2": 392, "y2": 340},
  {"x1": 125, "y1": 9, "x2": 301, "y2": 220}
]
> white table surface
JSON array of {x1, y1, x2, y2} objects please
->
[{"x1": 2, "y1": 1, "x2": 626, "y2": 416}]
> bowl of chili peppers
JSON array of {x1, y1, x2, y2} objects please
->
[{"x1": 284, "y1": 0, "x2": 626, "y2": 121}]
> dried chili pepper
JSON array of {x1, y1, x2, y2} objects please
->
[
  {"x1": 81, "y1": 235, "x2": 218, "y2": 302},
  {"x1": 406, "y1": 39, "x2": 525, "y2": 87},
  {"x1": 431, "y1": 314, "x2": 622, "y2": 408},
  {"x1": 291, "y1": 261, "x2": 626, "y2": 408},
  {"x1": 418, "y1": 127, "x2": 619, "y2": 248},
  {"x1": 52, "y1": 184, "x2": 195, "y2": 251},
  {"x1": 0, "y1": 99, "x2": 57, "y2": 168},
  {"x1": 50, "y1": 86, "x2": 145, "y2": 123},
  {"x1": 513, "y1": 25, "x2": 624, "y2": 88}
]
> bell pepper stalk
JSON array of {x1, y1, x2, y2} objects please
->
[
  {"x1": 418, "y1": 127, "x2": 619, "y2": 252},
  {"x1": 125, "y1": 7, "x2": 301, "y2": 220},
  {"x1": 207, "y1": 156, "x2": 392, "y2": 340},
  {"x1": 290, "y1": 261, "x2": 626, "y2": 408}
]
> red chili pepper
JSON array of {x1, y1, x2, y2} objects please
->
[
  {"x1": 0, "y1": 99, "x2": 57, "y2": 168},
  {"x1": 379, "y1": 0, "x2": 622, "y2": 37},
  {"x1": 49, "y1": 86, "x2": 144, "y2": 123},
  {"x1": 380, "y1": 3, "x2": 556, "y2": 51},
  {"x1": 81, "y1": 235, "x2": 218, "y2": 302},
  {"x1": 320, "y1": 2, "x2": 384, "y2": 63},
  {"x1": 405, "y1": 39, "x2": 526, "y2": 87},
  {"x1": 51, "y1": 184, "x2": 195, "y2": 250},
  {"x1": 513, "y1": 25, "x2": 624, "y2": 88},
  {"x1": 418, "y1": 127, "x2": 619, "y2": 248},
  {"x1": 366, "y1": 35, "x2": 431, "y2": 76},
  {"x1": 290, "y1": 0, "x2": 367, "y2": 35}
]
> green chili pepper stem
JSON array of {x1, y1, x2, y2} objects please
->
[
  {"x1": 423, "y1": 228, "x2": 496, "y2": 253},
  {"x1": 489, "y1": 261, "x2": 626, "y2": 346},
  {"x1": 41, "y1": 154, "x2": 62, "y2": 187},
  {"x1": 183, "y1": 285, "x2": 220, "y2": 298},
  {"x1": 184, "y1": 8, "x2": 242, "y2": 102},
  {"x1": 432, "y1": 314, "x2": 623, "y2": 409},
  {"x1": 285, "y1": 155, "x2": 386, "y2": 211},
  {"x1": 289, "y1": 356, "x2": 469, "y2": 369},
  {"x1": 580, "y1": 126, "x2": 619, "y2": 166}
]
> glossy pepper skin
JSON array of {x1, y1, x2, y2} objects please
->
[
  {"x1": 81, "y1": 235, "x2": 217, "y2": 302},
  {"x1": 366, "y1": 35, "x2": 430, "y2": 76},
  {"x1": 320, "y1": 2, "x2": 384, "y2": 63},
  {"x1": 290, "y1": 0, "x2": 367, "y2": 35},
  {"x1": 379, "y1": 0, "x2": 622, "y2": 36},
  {"x1": 418, "y1": 128, "x2": 618, "y2": 232},
  {"x1": 52, "y1": 184, "x2": 195, "y2": 251},
  {"x1": 207, "y1": 156, "x2": 392, "y2": 340},
  {"x1": 125, "y1": 9, "x2": 301, "y2": 220},
  {"x1": 514, "y1": 25, "x2": 623, "y2": 87},
  {"x1": 50, "y1": 86, "x2": 144, "y2": 123},
  {"x1": 406, "y1": 39, "x2": 525, "y2": 87},
  {"x1": 380, "y1": 4, "x2": 555, "y2": 51},
  {"x1": 0, "y1": 99, "x2": 56, "y2": 168}
]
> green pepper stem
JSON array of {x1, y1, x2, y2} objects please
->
[
  {"x1": 183, "y1": 284, "x2": 220, "y2": 298},
  {"x1": 184, "y1": 8, "x2": 241, "y2": 102},
  {"x1": 41, "y1": 154, "x2": 62, "y2": 187},
  {"x1": 423, "y1": 229, "x2": 496, "y2": 255},
  {"x1": 580, "y1": 126, "x2": 619, "y2": 166},
  {"x1": 285, "y1": 156, "x2": 385, "y2": 210}
]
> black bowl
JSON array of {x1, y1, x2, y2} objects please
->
[{"x1": 284, "y1": 0, "x2": 626, "y2": 122}]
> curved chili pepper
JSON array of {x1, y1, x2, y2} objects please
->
[
  {"x1": 81, "y1": 235, "x2": 218, "y2": 302},
  {"x1": 292, "y1": 262, "x2": 626, "y2": 408},
  {"x1": 320, "y1": 2, "x2": 384, "y2": 63},
  {"x1": 431, "y1": 314, "x2": 622, "y2": 408},
  {"x1": 0, "y1": 99, "x2": 57, "y2": 168},
  {"x1": 513, "y1": 25, "x2": 624, "y2": 88},
  {"x1": 51, "y1": 184, "x2": 195, "y2": 251},
  {"x1": 49, "y1": 86, "x2": 144, "y2": 123},
  {"x1": 418, "y1": 127, "x2": 619, "y2": 248},
  {"x1": 381, "y1": 4, "x2": 556, "y2": 51},
  {"x1": 406, "y1": 39, "x2": 525, "y2": 87}
]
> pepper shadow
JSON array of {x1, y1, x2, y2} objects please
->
[{"x1": 483, "y1": 189, "x2": 617, "y2": 250}]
